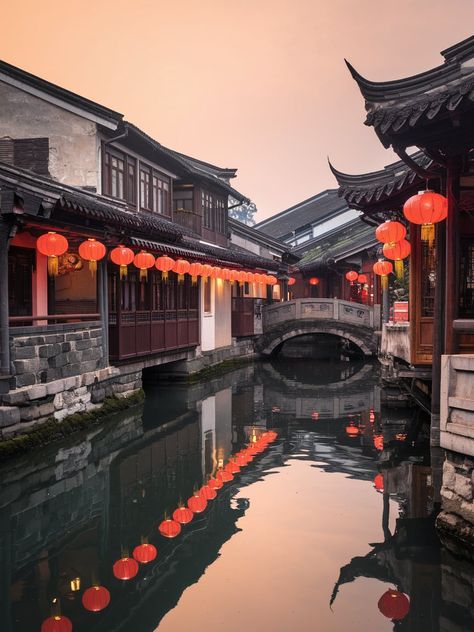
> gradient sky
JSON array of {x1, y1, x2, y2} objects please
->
[{"x1": 1, "y1": 1, "x2": 473, "y2": 220}]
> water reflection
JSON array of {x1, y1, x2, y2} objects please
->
[{"x1": 0, "y1": 360, "x2": 473, "y2": 631}]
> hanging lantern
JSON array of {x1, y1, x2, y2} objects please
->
[
  {"x1": 173, "y1": 506, "x2": 194, "y2": 524},
  {"x1": 199, "y1": 484, "x2": 217, "y2": 500},
  {"x1": 216, "y1": 468, "x2": 233, "y2": 483},
  {"x1": 403, "y1": 190, "x2": 447, "y2": 246},
  {"x1": 373, "y1": 434, "x2": 384, "y2": 451},
  {"x1": 36, "y1": 232, "x2": 69, "y2": 277},
  {"x1": 288, "y1": 277, "x2": 296, "y2": 286},
  {"x1": 222, "y1": 268, "x2": 232, "y2": 282},
  {"x1": 378, "y1": 589, "x2": 410, "y2": 621},
  {"x1": 374, "y1": 473, "x2": 384, "y2": 493},
  {"x1": 225, "y1": 460, "x2": 240, "y2": 474},
  {"x1": 375, "y1": 220, "x2": 407, "y2": 246},
  {"x1": 188, "y1": 262, "x2": 203, "y2": 285},
  {"x1": 358, "y1": 274, "x2": 367, "y2": 284},
  {"x1": 267, "y1": 275, "x2": 277, "y2": 286},
  {"x1": 201, "y1": 264, "x2": 213, "y2": 283},
  {"x1": 345, "y1": 425, "x2": 360, "y2": 437},
  {"x1": 373, "y1": 260, "x2": 393, "y2": 291},
  {"x1": 210, "y1": 266, "x2": 223, "y2": 280},
  {"x1": 245, "y1": 272, "x2": 255, "y2": 283},
  {"x1": 345, "y1": 270, "x2": 358, "y2": 282},
  {"x1": 311, "y1": 412, "x2": 319, "y2": 420},
  {"x1": 158, "y1": 518, "x2": 182, "y2": 538},
  {"x1": 309, "y1": 277, "x2": 319, "y2": 286},
  {"x1": 133, "y1": 251, "x2": 155, "y2": 281},
  {"x1": 82, "y1": 586, "x2": 111, "y2": 612},
  {"x1": 112, "y1": 557, "x2": 139, "y2": 580},
  {"x1": 155, "y1": 254, "x2": 175, "y2": 281},
  {"x1": 208, "y1": 476, "x2": 224, "y2": 490},
  {"x1": 110, "y1": 245, "x2": 134, "y2": 280},
  {"x1": 187, "y1": 493, "x2": 207, "y2": 513},
  {"x1": 41, "y1": 616, "x2": 73, "y2": 632},
  {"x1": 78, "y1": 238, "x2": 106, "y2": 276},
  {"x1": 383, "y1": 239, "x2": 411, "y2": 279},
  {"x1": 133, "y1": 543, "x2": 157, "y2": 564},
  {"x1": 238, "y1": 270, "x2": 247, "y2": 284},
  {"x1": 229, "y1": 269, "x2": 239, "y2": 285},
  {"x1": 173, "y1": 258, "x2": 191, "y2": 283}
]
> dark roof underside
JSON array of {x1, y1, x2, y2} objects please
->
[{"x1": 256, "y1": 190, "x2": 349, "y2": 239}]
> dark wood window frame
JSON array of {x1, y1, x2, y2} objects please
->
[{"x1": 102, "y1": 145, "x2": 137, "y2": 206}]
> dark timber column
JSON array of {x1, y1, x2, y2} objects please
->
[
  {"x1": 0, "y1": 222, "x2": 11, "y2": 375},
  {"x1": 431, "y1": 221, "x2": 446, "y2": 447},
  {"x1": 98, "y1": 259, "x2": 109, "y2": 367},
  {"x1": 445, "y1": 156, "x2": 461, "y2": 354}
]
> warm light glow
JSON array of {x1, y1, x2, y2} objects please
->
[{"x1": 70, "y1": 577, "x2": 81, "y2": 592}]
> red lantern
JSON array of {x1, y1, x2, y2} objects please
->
[
  {"x1": 238, "y1": 270, "x2": 247, "y2": 284},
  {"x1": 155, "y1": 254, "x2": 175, "y2": 281},
  {"x1": 188, "y1": 262, "x2": 203, "y2": 285},
  {"x1": 216, "y1": 468, "x2": 233, "y2": 483},
  {"x1": 112, "y1": 557, "x2": 139, "y2": 580},
  {"x1": 383, "y1": 239, "x2": 411, "y2": 279},
  {"x1": 345, "y1": 425, "x2": 360, "y2": 437},
  {"x1": 309, "y1": 277, "x2": 319, "y2": 286},
  {"x1": 188, "y1": 493, "x2": 207, "y2": 513},
  {"x1": 358, "y1": 274, "x2": 367, "y2": 284},
  {"x1": 245, "y1": 272, "x2": 255, "y2": 283},
  {"x1": 288, "y1": 277, "x2": 296, "y2": 286},
  {"x1": 82, "y1": 585, "x2": 111, "y2": 612},
  {"x1": 229, "y1": 270, "x2": 239, "y2": 284},
  {"x1": 199, "y1": 484, "x2": 217, "y2": 500},
  {"x1": 41, "y1": 616, "x2": 73, "y2": 632},
  {"x1": 311, "y1": 412, "x2": 319, "y2": 420},
  {"x1": 375, "y1": 220, "x2": 407, "y2": 246},
  {"x1": 110, "y1": 245, "x2": 134, "y2": 279},
  {"x1": 133, "y1": 543, "x2": 157, "y2": 564},
  {"x1": 78, "y1": 238, "x2": 106, "y2": 275},
  {"x1": 37, "y1": 232, "x2": 69, "y2": 277},
  {"x1": 208, "y1": 476, "x2": 224, "y2": 490},
  {"x1": 267, "y1": 275, "x2": 277, "y2": 286},
  {"x1": 210, "y1": 266, "x2": 222, "y2": 280},
  {"x1": 403, "y1": 190, "x2": 447, "y2": 246},
  {"x1": 378, "y1": 589, "x2": 410, "y2": 621},
  {"x1": 201, "y1": 264, "x2": 213, "y2": 283},
  {"x1": 373, "y1": 434, "x2": 384, "y2": 451},
  {"x1": 158, "y1": 519, "x2": 182, "y2": 538},
  {"x1": 173, "y1": 258, "x2": 191, "y2": 283},
  {"x1": 222, "y1": 268, "x2": 232, "y2": 282},
  {"x1": 345, "y1": 270, "x2": 358, "y2": 282},
  {"x1": 235, "y1": 452, "x2": 251, "y2": 466},
  {"x1": 133, "y1": 251, "x2": 155, "y2": 281},
  {"x1": 374, "y1": 473, "x2": 384, "y2": 492},
  {"x1": 173, "y1": 506, "x2": 194, "y2": 524},
  {"x1": 373, "y1": 260, "x2": 393, "y2": 291},
  {"x1": 225, "y1": 460, "x2": 240, "y2": 474}
]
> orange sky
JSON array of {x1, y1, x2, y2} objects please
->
[{"x1": 1, "y1": 1, "x2": 473, "y2": 220}]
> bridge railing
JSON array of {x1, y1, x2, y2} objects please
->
[{"x1": 262, "y1": 298, "x2": 375, "y2": 331}]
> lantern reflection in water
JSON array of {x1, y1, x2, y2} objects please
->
[
  {"x1": 378, "y1": 589, "x2": 410, "y2": 621},
  {"x1": 113, "y1": 557, "x2": 139, "y2": 580},
  {"x1": 158, "y1": 519, "x2": 182, "y2": 538},
  {"x1": 82, "y1": 585, "x2": 111, "y2": 612},
  {"x1": 41, "y1": 616, "x2": 73, "y2": 632},
  {"x1": 173, "y1": 506, "x2": 194, "y2": 524},
  {"x1": 133, "y1": 543, "x2": 157, "y2": 564}
]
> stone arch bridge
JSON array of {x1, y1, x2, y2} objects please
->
[{"x1": 256, "y1": 298, "x2": 379, "y2": 357}]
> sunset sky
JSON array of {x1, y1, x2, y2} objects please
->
[{"x1": 1, "y1": 1, "x2": 473, "y2": 220}]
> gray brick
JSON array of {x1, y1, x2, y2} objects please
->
[
  {"x1": 14, "y1": 373, "x2": 37, "y2": 388},
  {"x1": 65, "y1": 332, "x2": 83, "y2": 341},
  {"x1": 39, "y1": 343, "x2": 62, "y2": 358},
  {"x1": 82, "y1": 348, "x2": 101, "y2": 362},
  {"x1": 48, "y1": 354, "x2": 67, "y2": 369},
  {"x1": 14, "y1": 358, "x2": 40, "y2": 374},
  {"x1": 13, "y1": 346, "x2": 37, "y2": 360},
  {"x1": 27, "y1": 385, "x2": 47, "y2": 401},
  {"x1": 0, "y1": 406, "x2": 20, "y2": 427},
  {"x1": 61, "y1": 342, "x2": 72, "y2": 353},
  {"x1": 75, "y1": 339, "x2": 92, "y2": 350}
]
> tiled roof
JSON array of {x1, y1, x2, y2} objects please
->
[{"x1": 256, "y1": 190, "x2": 349, "y2": 239}]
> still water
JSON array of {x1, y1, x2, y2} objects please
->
[{"x1": 1, "y1": 359, "x2": 473, "y2": 631}]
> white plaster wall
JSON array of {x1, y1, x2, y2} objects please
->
[
  {"x1": 200, "y1": 279, "x2": 215, "y2": 352},
  {"x1": 214, "y1": 387, "x2": 233, "y2": 462},
  {"x1": 214, "y1": 279, "x2": 232, "y2": 348},
  {"x1": 200, "y1": 395, "x2": 216, "y2": 476},
  {"x1": 0, "y1": 81, "x2": 100, "y2": 189}
]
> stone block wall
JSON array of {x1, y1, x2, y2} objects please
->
[
  {"x1": 437, "y1": 450, "x2": 474, "y2": 551},
  {"x1": 0, "y1": 322, "x2": 142, "y2": 438}
]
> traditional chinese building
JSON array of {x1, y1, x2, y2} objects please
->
[
  {"x1": 0, "y1": 60, "x2": 289, "y2": 435},
  {"x1": 341, "y1": 34, "x2": 474, "y2": 549}
]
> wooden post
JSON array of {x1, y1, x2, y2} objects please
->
[
  {"x1": 0, "y1": 222, "x2": 11, "y2": 375},
  {"x1": 98, "y1": 259, "x2": 109, "y2": 367},
  {"x1": 445, "y1": 156, "x2": 461, "y2": 354},
  {"x1": 382, "y1": 285, "x2": 389, "y2": 324},
  {"x1": 431, "y1": 221, "x2": 446, "y2": 446}
]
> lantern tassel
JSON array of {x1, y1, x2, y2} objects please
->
[
  {"x1": 119, "y1": 264, "x2": 128, "y2": 280},
  {"x1": 191, "y1": 275, "x2": 197, "y2": 285},
  {"x1": 421, "y1": 223, "x2": 435, "y2": 247},
  {"x1": 140, "y1": 269, "x2": 148, "y2": 282},
  {"x1": 178, "y1": 274, "x2": 184, "y2": 284},
  {"x1": 88, "y1": 260, "x2": 97, "y2": 277},
  {"x1": 47, "y1": 255, "x2": 59, "y2": 277},
  {"x1": 381, "y1": 275, "x2": 388, "y2": 291},
  {"x1": 162, "y1": 271, "x2": 168, "y2": 282},
  {"x1": 395, "y1": 259, "x2": 404, "y2": 280}
]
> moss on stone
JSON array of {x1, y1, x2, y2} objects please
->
[
  {"x1": 187, "y1": 356, "x2": 255, "y2": 383},
  {"x1": 0, "y1": 389, "x2": 145, "y2": 460}
]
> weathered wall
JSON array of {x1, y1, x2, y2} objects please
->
[
  {"x1": 0, "y1": 81, "x2": 100, "y2": 189},
  {"x1": 381, "y1": 322, "x2": 411, "y2": 363},
  {"x1": 0, "y1": 323, "x2": 142, "y2": 437}
]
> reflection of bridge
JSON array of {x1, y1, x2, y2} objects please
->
[{"x1": 257, "y1": 298, "x2": 378, "y2": 356}]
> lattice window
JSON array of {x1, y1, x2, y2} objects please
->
[{"x1": 421, "y1": 241, "x2": 436, "y2": 317}]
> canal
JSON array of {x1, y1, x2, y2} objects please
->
[{"x1": 1, "y1": 359, "x2": 473, "y2": 631}]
